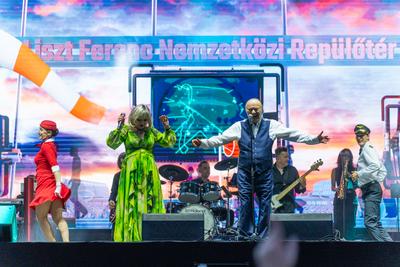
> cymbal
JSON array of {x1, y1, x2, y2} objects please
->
[
  {"x1": 214, "y1": 157, "x2": 238, "y2": 171},
  {"x1": 159, "y1": 164, "x2": 188, "y2": 182}
]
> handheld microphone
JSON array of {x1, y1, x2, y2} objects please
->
[{"x1": 118, "y1": 113, "x2": 126, "y2": 130}]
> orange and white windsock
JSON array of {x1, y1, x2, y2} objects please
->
[{"x1": 0, "y1": 29, "x2": 106, "y2": 124}]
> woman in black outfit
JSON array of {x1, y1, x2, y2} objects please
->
[{"x1": 331, "y1": 148, "x2": 358, "y2": 240}]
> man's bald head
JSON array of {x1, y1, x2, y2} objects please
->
[
  {"x1": 245, "y1": 98, "x2": 262, "y2": 109},
  {"x1": 245, "y1": 98, "x2": 262, "y2": 124}
]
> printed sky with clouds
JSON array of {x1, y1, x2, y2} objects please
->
[{"x1": 0, "y1": 0, "x2": 399, "y2": 198}]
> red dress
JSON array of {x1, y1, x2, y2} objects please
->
[{"x1": 29, "y1": 141, "x2": 71, "y2": 210}]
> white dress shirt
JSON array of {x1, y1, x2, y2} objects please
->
[
  {"x1": 200, "y1": 119, "x2": 320, "y2": 148},
  {"x1": 357, "y1": 141, "x2": 387, "y2": 187}
]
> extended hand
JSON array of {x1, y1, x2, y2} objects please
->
[
  {"x1": 317, "y1": 131, "x2": 330, "y2": 144},
  {"x1": 192, "y1": 138, "x2": 202, "y2": 147},
  {"x1": 159, "y1": 115, "x2": 170, "y2": 129}
]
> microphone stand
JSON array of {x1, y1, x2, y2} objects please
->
[{"x1": 168, "y1": 176, "x2": 174, "y2": 214}]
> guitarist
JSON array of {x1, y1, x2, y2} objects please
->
[{"x1": 272, "y1": 147, "x2": 306, "y2": 213}]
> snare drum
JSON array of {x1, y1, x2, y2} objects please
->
[
  {"x1": 202, "y1": 181, "x2": 221, "y2": 202},
  {"x1": 179, "y1": 181, "x2": 201, "y2": 203},
  {"x1": 180, "y1": 204, "x2": 216, "y2": 240}
]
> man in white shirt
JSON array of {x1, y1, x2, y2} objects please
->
[
  {"x1": 351, "y1": 124, "x2": 393, "y2": 241},
  {"x1": 192, "y1": 98, "x2": 329, "y2": 238}
]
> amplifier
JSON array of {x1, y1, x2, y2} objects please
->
[
  {"x1": 0, "y1": 205, "x2": 17, "y2": 242},
  {"x1": 270, "y1": 213, "x2": 333, "y2": 240},
  {"x1": 142, "y1": 213, "x2": 204, "y2": 241}
]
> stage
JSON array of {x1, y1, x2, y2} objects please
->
[
  {"x1": 1, "y1": 2, "x2": 400, "y2": 267},
  {"x1": 0, "y1": 240, "x2": 399, "y2": 267}
]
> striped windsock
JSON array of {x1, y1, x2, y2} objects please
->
[{"x1": 0, "y1": 29, "x2": 106, "y2": 124}]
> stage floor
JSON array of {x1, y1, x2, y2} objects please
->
[{"x1": 1, "y1": 240, "x2": 399, "y2": 267}]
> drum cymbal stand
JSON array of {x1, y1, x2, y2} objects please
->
[
  {"x1": 167, "y1": 176, "x2": 174, "y2": 214},
  {"x1": 222, "y1": 167, "x2": 239, "y2": 236},
  {"x1": 158, "y1": 164, "x2": 189, "y2": 214},
  {"x1": 225, "y1": 167, "x2": 232, "y2": 230}
]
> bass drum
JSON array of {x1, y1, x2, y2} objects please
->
[{"x1": 180, "y1": 204, "x2": 216, "y2": 240}]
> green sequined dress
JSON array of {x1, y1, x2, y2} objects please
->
[{"x1": 106, "y1": 125, "x2": 176, "y2": 241}]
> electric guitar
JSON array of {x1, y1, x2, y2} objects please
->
[{"x1": 271, "y1": 159, "x2": 323, "y2": 211}]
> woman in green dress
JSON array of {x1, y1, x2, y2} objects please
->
[{"x1": 107, "y1": 104, "x2": 176, "y2": 241}]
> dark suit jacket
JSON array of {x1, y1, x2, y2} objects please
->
[{"x1": 109, "y1": 171, "x2": 120, "y2": 202}]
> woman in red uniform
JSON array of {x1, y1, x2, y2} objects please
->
[{"x1": 29, "y1": 120, "x2": 71, "y2": 242}]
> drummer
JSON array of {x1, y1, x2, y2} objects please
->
[
  {"x1": 191, "y1": 160, "x2": 211, "y2": 185},
  {"x1": 192, "y1": 160, "x2": 225, "y2": 205}
]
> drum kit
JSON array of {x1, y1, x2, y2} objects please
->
[{"x1": 158, "y1": 158, "x2": 239, "y2": 240}]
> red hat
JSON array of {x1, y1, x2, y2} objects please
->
[{"x1": 40, "y1": 120, "x2": 58, "y2": 131}]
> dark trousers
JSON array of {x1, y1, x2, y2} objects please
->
[
  {"x1": 361, "y1": 181, "x2": 392, "y2": 241},
  {"x1": 237, "y1": 168, "x2": 272, "y2": 238},
  {"x1": 110, "y1": 208, "x2": 116, "y2": 240},
  {"x1": 70, "y1": 180, "x2": 88, "y2": 218},
  {"x1": 333, "y1": 191, "x2": 357, "y2": 240}
]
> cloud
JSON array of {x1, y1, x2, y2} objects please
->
[
  {"x1": 27, "y1": 1, "x2": 152, "y2": 35},
  {"x1": 32, "y1": 0, "x2": 86, "y2": 17},
  {"x1": 157, "y1": 1, "x2": 282, "y2": 35},
  {"x1": 287, "y1": 0, "x2": 400, "y2": 34}
]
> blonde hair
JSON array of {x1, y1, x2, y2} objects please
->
[{"x1": 128, "y1": 104, "x2": 152, "y2": 130}]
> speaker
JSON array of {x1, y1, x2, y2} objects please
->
[
  {"x1": 271, "y1": 213, "x2": 333, "y2": 240},
  {"x1": 142, "y1": 213, "x2": 204, "y2": 241},
  {"x1": 0, "y1": 205, "x2": 17, "y2": 242}
]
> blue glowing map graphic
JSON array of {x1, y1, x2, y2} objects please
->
[{"x1": 152, "y1": 76, "x2": 260, "y2": 160}]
